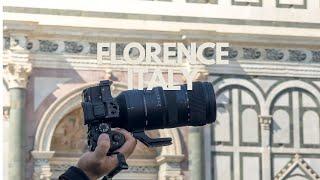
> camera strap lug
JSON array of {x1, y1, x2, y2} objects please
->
[{"x1": 102, "y1": 152, "x2": 128, "y2": 180}]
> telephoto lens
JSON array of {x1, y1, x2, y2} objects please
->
[
  {"x1": 115, "y1": 81, "x2": 216, "y2": 131},
  {"x1": 82, "y1": 81, "x2": 216, "y2": 131}
]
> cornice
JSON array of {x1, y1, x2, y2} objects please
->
[
  {"x1": 3, "y1": 37, "x2": 320, "y2": 79},
  {"x1": 3, "y1": 0, "x2": 320, "y2": 25},
  {"x1": 4, "y1": 21, "x2": 320, "y2": 47}
]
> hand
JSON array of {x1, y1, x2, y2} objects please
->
[{"x1": 76, "y1": 129, "x2": 137, "y2": 180}]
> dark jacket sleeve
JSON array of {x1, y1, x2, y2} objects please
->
[{"x1": 59, "y1": 166, "x2": 90, "y2": 180}]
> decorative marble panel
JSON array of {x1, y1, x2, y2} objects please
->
[
  {"x1": 302, "y1": 93, "x2": 317, "y2": 108},
  {"x1": 239, "y1": 89, "x2": 260, "y2": 146},
  {"x1": 214, "y1": 89, "x2": 232, "y2": 144},
  {"x1": 241, "y1": 154, "x2": 261, "y2": 180},
  {"x1": 213, "y1": 153, "x2": 233, "y2": 180},
  {"x1": 241, "y1": 90, "x2": 256, "y2": 105},
  {"x1": 302, "y1": 111, "x2": 320, "y2": 145},
  {"x1": 232, "y1": 0, "x2": 262, "y2": 6},
  {"x1": 34, "y1": 77, "x2": 70, "y2": 110},
  {"x1": 214, "y1": 106, "x2": 232, "y2": 143},
  {"x1": 304, "y1": 157, "x2": 320, "y2": 176},
  {"x1": 272, "y1": 109, "x2": 291, "y2": 145},
  {"x1": 252, "y1": 78, "x2": 278, "y2": 94},
  {"x1": 241, "y1": 108, "x2": 259, "y2": 143},
  {"x1": 277, "y1": 0, "x2": 306, "y2": 8},
  {"x1": 274, "y1": 93, "x2": 289, "y2": 106}
]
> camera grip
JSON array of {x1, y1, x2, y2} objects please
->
[{"x1": 87, "y1": 123, "x2": 126, "y2": 154}]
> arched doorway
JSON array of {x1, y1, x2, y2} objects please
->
[{"x1": 32, "y1": 82, "x2": 184, "y2": 180}]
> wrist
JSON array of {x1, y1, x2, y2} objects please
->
[{"x1": 75, "y1": 165, "x2": 99, "y2": 180}]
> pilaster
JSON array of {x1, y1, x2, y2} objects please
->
[
  {"x1": 188, "y1": 126, "x2": 204, "y2": 180},
  {"x1": 259, "y1": 115, "x2": 272, "y2": 180}
]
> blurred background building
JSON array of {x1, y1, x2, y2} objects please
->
[{"x1": 3, "y1": 0, "x2": 320, "y2": 179}]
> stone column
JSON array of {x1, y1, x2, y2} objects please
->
[
  {"x1": 4, "y1": 35, "x2": 32, "y2": 180},
  {"x1": 31, "y1": 151, "x2": 55, "y2": 180},
  {"x1": 188, "y1": 127, "x2": 204, "y2": 180},
  {"x1": 259, "y1": 115, "x2": 272, "y2": 180}
]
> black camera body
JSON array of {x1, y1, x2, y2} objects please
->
[
  {"x1": 81, "y1": 80, "x2": 216, "y2": 178},
  {"x1": 82, "y1": 80, "x2": 126, "y2": 154}
]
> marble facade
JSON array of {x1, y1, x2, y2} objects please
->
[{"x1": 3, "y1": 0, "x2": 320, "y2": 180}]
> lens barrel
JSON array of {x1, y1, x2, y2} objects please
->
[
  {"x1": 82, "y1": 81, "x2": 216, "y2": 131},
  {"x1": 115, "y1": 82, "x2": 216, "y2": 131}
]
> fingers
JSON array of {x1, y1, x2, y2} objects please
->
[
  {"x1": 101, "y1": 154, "x2": 118, "y2": 172},
  {"x1": 93, "y1": 133, "x2": 111, "y2": 160},
  {"x1": 114, "y1": 129, "x2": 137, "y2": 159}
]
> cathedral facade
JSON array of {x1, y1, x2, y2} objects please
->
[{"x1": 3, "y1": 0, "x2": 320, "y2": 179}]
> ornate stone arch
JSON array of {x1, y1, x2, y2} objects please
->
[
  {"x1": 265, "y1": 80, "x2": 320, "y2": 111},
  {"x1": 214, "y1": 78, "x2": 266, "y2": 115},
  {"x1": 266, "y1": 80, "x2": 320, "y2": 149},
  {"x1": 32, "y1": 82, "x2": 184, "y2": 180}
]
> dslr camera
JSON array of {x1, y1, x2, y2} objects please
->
[{"x1": 81, "y1": 80, "x2": 216, "y2": 179}]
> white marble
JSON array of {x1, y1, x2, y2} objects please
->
[{"x1": 34, "y1": 77, "x2": 70, "y2": 110}]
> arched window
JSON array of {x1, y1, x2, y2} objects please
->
[{"x1": 270, "y1": 89, "x2": 320, "y2": 148}]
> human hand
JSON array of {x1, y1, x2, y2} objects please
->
[{"x1": 76, "y1": 129, "x2": 137, "y2": 180}]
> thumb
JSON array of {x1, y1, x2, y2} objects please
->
[{"x1": 94, "y1": 133, "x2": 110, "y2": 159}]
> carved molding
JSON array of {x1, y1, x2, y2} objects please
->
[
  {"x1": 31, "y1": 151, "x2": 55, "y2": 180},
  {"x1": 4, "y1": 62, "x2": 32, "y2": 89},
  {"x1": 275, "y1": 154, "x2": 320, "y2": 180},
  {"x1": 3, "y1": 37, "x2": 320, "y2": 79},
  {"x1": 265, "y1": 49, "x2": 284, "y2": 61},
  {"x1": 125, "y1": 166, "x2": 159, "y2": 174},
  {"x1": 312, "y1": 51, "x2": 320, "y2": 62},
  {"x1": 243, "y1": 47, "x2": 261, "y2": 59},
  {"x1": 156, "y1": 155, "x2": 184, "y2": 165},
  {"x1": 289, "y1": 49, "x2": 307, "y2": 62},
  {"x1": 158, "y1": 161, "x2": 184, "y2": 180},
  {"x1": 3, "y1": 35, "x2": 32, "y2": 89},
  {"x1": 3, "y1": 37, "x2": 320, "y2": 64},
  {"x1": 9, "y1": 35, "x2": 28, "y2": 50},
  {"x1": 258, "y1": 115, "x2": 272, "y2": 130}
]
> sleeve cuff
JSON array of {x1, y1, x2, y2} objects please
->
[{"x1": 59, "y1": 166, "x2": 91, "y2": 180}]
